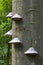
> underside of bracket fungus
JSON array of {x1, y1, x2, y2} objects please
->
[
  {"x1": 11, "y1": 13, "x2": 22, "y2": 21},
  {"x1": 9, "y1": 38, "x2": 22, "y2": 46},
  {"x1": 5, "y1": 30, "x2": 12, "y2": 36},
  {"x1": 6, "y1": 12, "x2": 13, "y2": 18},
  {"x1": 24, "y1": 47, "x2": 38, "y2": 55}
]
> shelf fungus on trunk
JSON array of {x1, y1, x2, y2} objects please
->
[
  {"x1": 5, "y1": 29, "x2": 12, "y2": 36},
  {"x1": 9, "y1": 37, "x2": 22, "y2": 46},
  {"x1": 24, "y1": 47, "x2": 38, "y2": 57},
  {"x1": 6, "y1": 12, "x2": 13, "y2": 18},
  {"x1": 11, "y1": 14, "x2": 22, "y2": 21}
]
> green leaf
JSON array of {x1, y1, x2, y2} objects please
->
[{"x1": 3, "y1": 48, "x2": 7, "y2": 54}]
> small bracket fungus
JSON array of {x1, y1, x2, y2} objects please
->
[
  {"x1": 11, "y1": 14, "x2": 22, "y2": 21},
  {"x1": 6, "y1": 12, "x2": 13, "y2": 18},
  {"x1": 9, "y1": 38, "x2": 22, "y2": 46},
  {"x1": 24, "y1": 47, "x2": 38, "y2": 55},
  {"x1": 5, "y1": 30, "x2": 12, "y2": 36}
]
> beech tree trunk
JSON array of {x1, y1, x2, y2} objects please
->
[{"x1": 12, "y1": 0, "x2": 43, "y2": 65}]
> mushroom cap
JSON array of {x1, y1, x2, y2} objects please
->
[
  {"x1": 9, "y1": 38, "x2": 21, "y2": 43},
  {"x1": 24, "y1": 47, "x2": 38, "y2": 55},
  {"x1": 11, "y1": 14, "x2": 22, "y2": 21},
  {"x1": 11, "y1": 14, "x2": 22, "y2": 18},
  {"x1": 5, "y1": 30, "x2": 12, "y2": 35},
  {"x1": 6, "y1": 12, "x2": 13, "y2": 18}
]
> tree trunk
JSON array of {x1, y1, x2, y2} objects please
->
[{"x1": 12, "y1": 0, "x2": 43, "y2": 65}]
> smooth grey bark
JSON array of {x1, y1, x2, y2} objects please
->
[{"x1": 12, "y1": 0, "x2": 43, "y2": 65}]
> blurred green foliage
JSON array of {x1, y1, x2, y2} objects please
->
[{"x1": 0, "y1": 0, "x2": 12, "y2": 65}]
